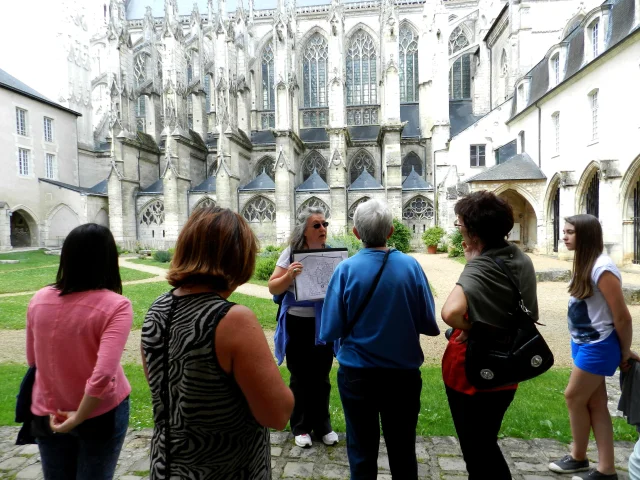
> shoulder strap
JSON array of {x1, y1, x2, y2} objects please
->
[
  {"x1": 342, "y1": 249, "x2": 392, "y2": 339},
  {"x1": 490, "y1": 256, "x2": 536, "y2": 320}
]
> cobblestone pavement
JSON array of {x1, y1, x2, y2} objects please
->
[{"x1": 0, "y1": 427, "x2": 634, "y2": 480}]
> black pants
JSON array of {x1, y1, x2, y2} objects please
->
[
  {"x1": 338, "y1": 366, "x2": 422, "y2": 480},
  {"x1": 285, "y1": 314, "x2": 334, "y2": 437},
  {"x1": 445, "y1": 386, "x2": 516, "y2": 480}
]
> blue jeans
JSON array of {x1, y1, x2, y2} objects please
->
[
  {"x1": 36, "y1": 398, "x2": 130, "y2": 480},
  {"x1": 338, "y1": 366, "x2": 422, "y2": 480}
]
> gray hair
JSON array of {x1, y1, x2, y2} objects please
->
[
  {"x1": 289, "y1": 207, "x2": 326, "y2": 251},
  {"x1": 353, "y1": 199, "x2": 393, "y2": 248}
]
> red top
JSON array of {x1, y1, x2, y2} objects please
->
[
  {"x1": 441, "y1": 328, "x2": 518, "y2": 395},
  {"x1": 26, "y1": 286, "x2": 133, "y2": 418}
]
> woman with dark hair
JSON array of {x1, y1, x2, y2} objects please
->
[
  {"x1": 548, "y1": 214, "x2": 638, "y2": 480},
  {"x1": 142, "y1": 206, "x2": 293, "y2": 479},
  {"x1": 441, "y1": 190, "x2": 538, "y2": 480},
  {"x1": 269, "y1": 207, "x2": 339, "y2": 448},
  {"x1": 26, "y1": 223, "x2": 132, "y2": 480}
]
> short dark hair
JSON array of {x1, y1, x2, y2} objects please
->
[
  {"x1": 167, "y1": 206, "x2": 258, "y2": 290},
  {"x1": 454, "y1": 190, "x2": 514, "y2": 248},
  {"x1": 54, "y1": 223, "x2": 122, "y2": 295}
]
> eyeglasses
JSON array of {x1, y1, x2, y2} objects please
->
[
  {"x1": 312, "y1": 222, "x2": 329, "y2": 229},
  {"x1": 454, "y1": 222, "x2": 465, "y2": 229}
]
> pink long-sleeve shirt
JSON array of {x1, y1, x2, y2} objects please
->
[{"x1": 26, "y1": 286, "x2": 133, "y2": 418}]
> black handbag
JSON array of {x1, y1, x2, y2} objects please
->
[
  {"x1": 465, "y1": 256, "x2": 554, "y2": 389},
  {"x1": 15, "y1": 366, "x2": 36, "y2": 445}
]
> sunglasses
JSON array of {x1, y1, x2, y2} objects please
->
[{"x1": 312, "y1": 222, "x2": 329, "y2": 229}]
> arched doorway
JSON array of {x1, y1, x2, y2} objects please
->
[
  {"x1": 497, "y1": 190, "x2": 538, "y2": 251},
  {"x1": 10, "y1": 211, "x2": 33, "y2": 247}
]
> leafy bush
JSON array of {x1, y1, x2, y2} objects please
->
[
  {"x1": 447, "y1": 229, "x2": 464, "y2": 258},
  {"x1": 254, "y1": 255, "x2": 277, "y2": 281},
  {"x1": 422, "y1": 226, "x2": 446, "y2": 248},
  {"x1": 116, "y1": 245, "x2": 129, "y2": 256},
  {"x1": 329, "y1": 232, "x2": 362, "y2": 257},
  {"x1": 388, "y1": 219, "x2": 412, "y2": 253},
  {"x1": 153, "y1": 250, "x2": 173, "y2": 263},
  {"x1": 263, "y1": 245, "x2": 284, "y2": 254}
]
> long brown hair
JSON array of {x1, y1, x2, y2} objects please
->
[{"x1": 566, "y1": 214, "x2": 603, "y2": 299}]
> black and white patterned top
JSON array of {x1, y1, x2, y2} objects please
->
[{"x1": 142, "y1": 291, "x2": 271, "y2": 479}]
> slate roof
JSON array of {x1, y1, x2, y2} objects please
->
[
  {"x1": 240, "y1": 170, "x2": 276, "y2": 191},
  {"x1": 296, "y1": 169, "x2": 329, "y2": 191},
  {"x1": 300, "y1": 128, "x2": 329, "y2": 143},
  {"x1": 466, "y1": 153, "x2": 546, "y2": 182},
  {"x1": 138, "y1": 178, "x2": 164, "y2": 195},
  {"x1": 402, "y1": 166, "x2": 433, "y2": 190},
  {"x1": 400, "y1": 104, "x2": 420, "y2": 139},
  {"x1": 38, "y1": 178, "x2": 108, "y2": 196},
  {"x1": 0, "y1": 68, "x2": 81, "y2": 116},
  {"x1": 348, "y1": 169, "x2": 383, "y2": 190},
  {"x1": 348, "y1": 126, "x2": 380, "y2": 142},
  {"x1": 450, "y1": 100, "x2": 482, "y2": 137},
  {"x1": 190, "y1": 176, "x2": 217, "y2": 193}
]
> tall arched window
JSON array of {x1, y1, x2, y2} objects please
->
[
  {"x1": 399, "y1": 25, "x2": 419, "y2": 103},
  {"x1": 349, "y1": 150, "x2": 375, "y2": 184},
  {"x1": 303, "y1": 34, "x2": 328, "y2": 108},
  {"x1": 346, "y1": 30, "x2": 377, "y2": 106},
  {"x1": 301, "y1": 151, "x2": 327, "y2": 181},
  {"x1": 242, "y1": 196, "x2": 276, "y2": 223},
  {"x1": 255, "y1": 156, "x2": 275, "y2": 180},
  {"x1": 449, "y1": 26, "x2": 470, "y2": 55},
  {"x1": 261, "y1": 42, "x2": 275, "y2": 129},
  {"x1": 140, "y1": 200, "x2": 165, "y2": 226},
  {"x1": 449, "y1": 54, "x2": 471, "y2": 100},
  {"x1": 204, "y1": 74, "x2": 211, "y2": 113},
  {"x1": 297, "y1": 197, "x2": 331, "y2": 218},
  {"x1": 402, "y1": 152, "x2": 422, "y2": 177},
  {"x1": 194, "y1": 197, "x2": 216, "y2": 211},
  {"x1": 348, "y1": 196, "x2": 371, "y2": 220}
]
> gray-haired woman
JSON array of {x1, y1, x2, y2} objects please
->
[{"x1": 268, "y1": 207, "x2": 338, "y2": 449}]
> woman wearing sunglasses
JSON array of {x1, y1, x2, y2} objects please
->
[{"x1": 269, "y1": 207, "x2": 339, "y2": 448}]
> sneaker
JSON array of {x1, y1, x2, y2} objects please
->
[
  {"x1": 294, "y1": 434, "x2": 312, "y2": 448},
  {"x1": 549, "y1": 455, "x2": 590, "y2": 473},
  {"x1": 571, "y1": 469, "x2": 618, "y2": 480},
  {"x1": 322, "y1": 431, "x2": 339, "y2": 446}
]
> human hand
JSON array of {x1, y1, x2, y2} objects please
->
[
  {"x1": 288, "y1": 262, "x2": 304, "y2": 280},
  {"x1": 49, "y1": 410, "x2": 82, "y2": 434},
  {"x1": 462, "y1": 241, "x2": 481, "y2": 262},
  {"x1": 620, "y1": 350, "x2": 640, "y2": 372}
]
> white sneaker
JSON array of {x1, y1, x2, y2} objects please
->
[
  {"x1": 322, "y1": 431, "x2": 339, "y2": 446},
  {"x1": 294, "y1": 434, "x2": 312, "y2": 448}
]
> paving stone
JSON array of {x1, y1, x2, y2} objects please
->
[
  {"x1": 376, "y1": 454, "x2": 390, "y2": 470},
  {"x1": 271, "y1": 446, "x2": 282, "y2": 457},
  {"x1": 128, "y1": 456, "x2": 150, "y2": 472},
  {"x1": 514, "y1": 461, "x2": 549, "y2": 472},
  {"x1": 18, "y1": 445, "x2": 40, "y2": 456},
  {"x1": 282, "y1": 461, "x2": 314, "y2": 478},
  {"x1": 437, "y1": 456, "x2": 466, "y2": 471},
  {"x1": 0, "y1": 455, "x2": 28, "y2": 469},
  {"x1": 16, "y1": 463, "x2": 43, "y2": 479},
  {"x1": 270, "y1": 431, "x2": 290, "y2": 445},
  {"x1": 288, "y1": 445, "x2": 319, "y2": 459},
  {"x1": 320, "y1": 463, "x2": 350, "y2": 479}
]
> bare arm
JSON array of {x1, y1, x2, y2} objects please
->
[
  {"x1": 49, "y1": 394, "x2": 103, "y2": 434},
  {"x1": 599, "y1": 271, "x2": 640, "y2": 368},
  {"x1": 268, "y1": 264, "x2": 303, "y2": 295},
  {"x1": 441, "y1": 285, "x2": 471, "y2": 330},
  {"x1": 216, "y1": 305, "x2": 294, "y2": 430}
]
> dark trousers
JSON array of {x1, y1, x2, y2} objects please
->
[
  {"x1": 445, "y1": 386, "x2": 516, "y2": 480},
  {"x1": 36, "y1": 398, "x2": 129, "y2": 480},
  {"x1": 338, "y1": 366, "x2": 422, "y2": 480},
  {"x1": 285, "y1": 314, "x2": 334, "y2": 437}
]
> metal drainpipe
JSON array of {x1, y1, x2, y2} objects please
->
[
  {"x1": 488, "y1": 46, "x2": 493, "y2": 110},
  {"x1": 536, "y1": 103, "x2": 542, "y2": 168}
]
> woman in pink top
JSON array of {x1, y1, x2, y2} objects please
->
[{"x1": 26, "y1": 223, "x2": 133, "y2": 480}]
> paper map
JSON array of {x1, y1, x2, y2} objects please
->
[{"x1": 292, "y1": 249, "x2": 348, "y2": 301}]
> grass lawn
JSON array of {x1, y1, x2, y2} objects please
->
[
  {"x1": 0, "y1": 282, "x2": 277, "y2": 330},
  {"x1": 0, "y1": 363, "x2": 636, "y2": 442}
]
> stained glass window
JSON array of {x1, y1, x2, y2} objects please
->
[
  {"x1": 262, "y1": 42, "x2": 275, "y2": 111},
  {"x1": 303, "y1": 34, "x2": 328, "y2": 108},
  {"x1": 349, "y1": 150, "x2": 375, "y2": 184},
  {"x1": 402, "y1": 152, "x2": 422, "y2": 177},
  {"x1": 302, "y1": 151, "x2": 327, "y2": 181},
  {"x1": 194, "y1": 197, "x2": 216, "y2": 210},
  {"x1": 255, "y1": 156, "x2": 275, "y2": 180},
  {"x1": 402, "y1": 196, "x2": 434, "y2": 220},
  {"x1": 346, "y1": 30, "x2": 377, "y2": 106},
  {"x1": 140, "y1": 200, "x2": 165, "y2": 226},
  {"x1": 449, "y1": 26, "x2": 470, "y2": 55},
  {"x1": 449, "y1": 54, "x2": 471, "y2": 100},
  {"x1": 242, "y1": 196, "x2": 276, "y2": 223},
  {"x1": 348, "y1": 196, "x2": 371, "y2": 220},
  {"x1": 297, "y1": 197, "x2": 331, "y2": 218},
  {"x1": 399, "y1": 26, "x2": 419, "y2": 103}
]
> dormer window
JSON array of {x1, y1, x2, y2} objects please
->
[
  {"x1": 591, "y1": 20, "x2": 599, "y2": 57},
  {"x1": 585, "y1": 15, "x2": 604, "y2": 62},
  {"x1": 516, "y1": 80, "x2": 530, "y2": 112},
  {"x1": 552, "y1": 53, "x2": 560, "y2": 86}
]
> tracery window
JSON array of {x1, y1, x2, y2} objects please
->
[
  {"x1": 346, "y1": 30, "x2": 377, "y2": 105},
  {"x1": 242, "y1": 196, "x2": 276, "y2": 223},
  {"x1": 303, "y1": 34, "x2": 328, "y2": 108},
  {"x1": 349, "y1": 150, "x2": 375, "y2": 184},
  {"x1": 187, "y1": 58, "x2": 193, "y2": 84},
  {"x1": 301, "y1": 151, "x2": 327, "y2": 181},
  {"x1": 255, "y1": 156, "x2": 275, "y2": 180},
  {"x1": 449, "y1": 54, "x2": 471, "y2": 100},
  {"x1": 449, "y1": 26, "x2": 470, "y2": 55},
  {"x1": 402, "y1": 196, "x2": 434, "y2": 220},
  {"x1": 262, "y1": 42, "x2": 275, "y2": 111},
  {"x1": 140, "y1": 200, "x2": 165, "y2": 226},
  {"x1": 348, "y1": 196, "x2": 371, "y2": 220},
  {"x1": 297, "y1": 197, "x2": 331, "y2": 218},
  {"x1": 399, "y1": 26, "x2": 419, "y2": 103},
  {"x1": 194, "y1": 197, "x2": 216, "y2": 210},
  {"x1": 402, "y1": 152, "x2": 423, "y2": 177},
  {"x1": 204, "y1": 74, "x2": 211, "y2": 113},
  {"x1": 134, "y1": 54, "x2": 146, "y2": 86}
]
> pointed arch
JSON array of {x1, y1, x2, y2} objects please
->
[
  {"x1": 574, "y1": 161, "x2": 600, "y2": 217},
  {"x1": 194, "y1": 196, "x2": 216, "y2": 211},
  {"x1": 255, "y1": 155, "x2": 275, "y2": 180},
  {"x1": 399, "y1": 22, "x2": 419, "y2": 103},
  {"x1": 492, "y1": 183, "x2": 541, "y2": 212},
  {"x1": 402, "y1": 196, "x2": 434, "y2": 220},
  {"x1": 449, "y1": 54, "x2": 472, "y2": 100},
  {"x1": 94, "y1": 208, "x2": 110, "y2": 227},
  {"x1": 9, "y1": 206, "x2": 39, "y2": 247},
  {"x1": 47, "y1": 203, "x2": 80, "y2": 246},
  {"x1": 297, "y1": 197, "x2": 331, "y2": 218},
  {"x1": 346, "y1": 27, "x2": 378, "y2": 106},
  {"x1": 301, "y1": 32, "x2": 329, "y2": 110},
  {"x1": 301, "y1": 151, "x2": 328, "y2": 181},
  {"x1": 449, "y1": 25, "x2": 471, "y2": 55},
  {"x1": 242, "y1": 195, "x2": 276, "y2": 223},
  {"x1": 139, "y1": 198, "x2": 165, "y2": 226},
  {"x1": 348, "y1": 149, "x2": 376, "y2": 184},
  {"x1": 543, "y1": 174, "x2": 562, "y2": 253},
  {"x1": 348, "y1": 196, "x2": 371, "y2": 220},
  {"x1": 402, "y1": 152, "x2": 423, "y2": 177}
]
